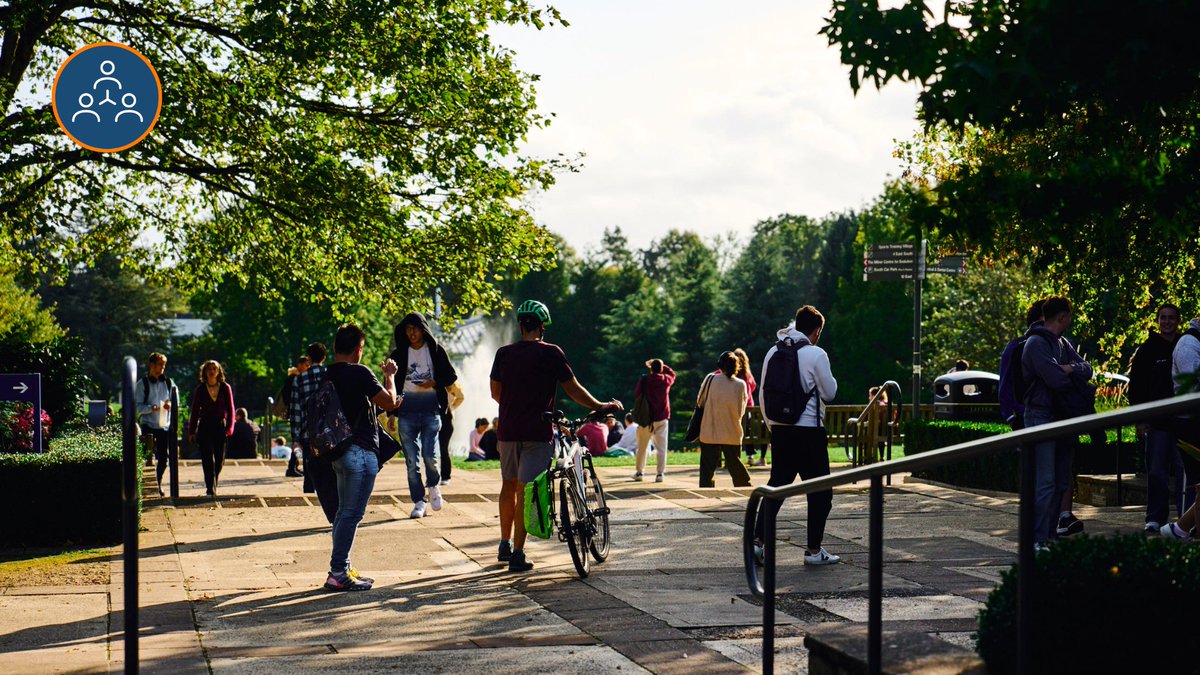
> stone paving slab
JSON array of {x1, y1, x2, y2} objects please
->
[{"x1": 2, "y1": 459, "x2": 1153, "y2": 673}]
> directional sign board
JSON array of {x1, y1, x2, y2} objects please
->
[
  {"x1": 0, "y1": 373, "x2": 44, "y2": 451},
  {"x1": 864, "y1": 242, "x2": 926, "y2": 281},
  {"x1": 927, "y1": 255, "x2": 967, "y2": 276}
]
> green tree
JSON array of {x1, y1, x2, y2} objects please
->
[
  {"x1": 37, "y1": 255, "x2": 179, "y2": 397},
  {"x1": 592, "y1": 280, "x2": 679, "y2": 411},
  {"x1": 823, "y1": 1, "x2": 1200, "y2": 368},
  {"x1": 642, "y1": 230, "x2": 719, "y2": 388},
  {"x1": 1, "y1": 0, "x2": 564, "y2": 317},
  {"x1": 0, "y1": 268, "x2": 62, "y2": 344},
  {"x1": 711, "y1": 214, "x2": 858, "y2": 384}
]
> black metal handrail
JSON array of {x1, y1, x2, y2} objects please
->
[{"x1": 743, "y1": 392, "x2": 1200, "y2": 675}]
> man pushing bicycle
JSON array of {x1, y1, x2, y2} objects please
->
[{"x1": 489, "y1": 300, "x2": 622, "y2": 572}]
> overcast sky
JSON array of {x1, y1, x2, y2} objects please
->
[{"x1": 489, "y1": 1, "x2": 923, "y2": 255}]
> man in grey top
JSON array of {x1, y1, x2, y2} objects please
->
[
  {"x1": 136, "y1": 352, "x2": 175, "y2": 497},
  {"x1": 1020, "y1": 296, "x2": 1092, "y2": 550}
]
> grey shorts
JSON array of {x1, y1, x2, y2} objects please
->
[{"x1": 498, "y1": 440, "x2": 555, "y2": 483}]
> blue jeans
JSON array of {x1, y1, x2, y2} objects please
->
[
  {"x1": 1145, "y1": 429, "x2": 1189, "y2": 524},
  {"x1": 398, "y1": 413, "x2": 442, "y2": 503},
  {"x1": 329, "y1": 445, "x2": 379, "y2": 574},
  {"x1": 1025, "y1": 407, "x2": 1074, "y2": 544}
]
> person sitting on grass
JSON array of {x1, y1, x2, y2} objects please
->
[{"x1": 467, "y1": 418, "x2": 489, "y2": 461}]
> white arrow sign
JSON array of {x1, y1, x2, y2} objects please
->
[{"x1": 12, "y1": 382, "x2": 27, "y2": 394}]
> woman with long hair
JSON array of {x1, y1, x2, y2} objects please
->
[
  {"x1": 187, "y1": 360, "x2": 235, "y2": 496},
  {"x1": 698, "y1": 351, "x2": 751, "y2": 488}
]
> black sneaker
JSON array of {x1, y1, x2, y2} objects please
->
[
  {"x1": 497, "y1": 540, "x2": 512, "y2": 562},
  {"x1": 508, "y1": 550, "x2": 533, "y2": 572},
  {"x1": 1057, "y1": 514, "x2": 1084, "y2": 537}
]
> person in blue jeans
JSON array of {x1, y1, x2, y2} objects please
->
[
  {"x1": 1021, "y1": 296, "x2": 1092, "y2": 551},
  {"x1": 324, "y1": 323, "x2": 401, "y2": 592},
  {"x1": 387, "y1": 312, "x2": 459, "y2": 519}
]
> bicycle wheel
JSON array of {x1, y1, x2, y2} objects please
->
[
  {"x1": 560, "y1": 477, "x2": 591, "y2": 578},
  {"x1": 583, "y1": 455, "x2": 610, "y2": 562}
]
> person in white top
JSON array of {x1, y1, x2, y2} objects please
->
[
  {"x1": 755, "y1": 305, "x2": 840, "y2": 565},
  {"x1": 608, "y1": 413, "x2": 639, "y2": 455}
]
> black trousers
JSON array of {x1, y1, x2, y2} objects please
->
[
  {"x1": 439, "y1": 412, "x2": 454, "y2": 481},
  {"x1": 196, "y1": 420, "x2": 227, "y2": 493},
  {"x1": 755, "y1": 425, "x2": 832, "y2": 551},
  {"x1": 143, "y1": 428, "x2": 173, "y2": 488}
]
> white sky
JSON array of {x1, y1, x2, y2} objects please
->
[{"x1": 490, "y1": 0, "x2": 924, "y2": 254}]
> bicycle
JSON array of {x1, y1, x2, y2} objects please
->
[{"x1": 543, "y1": 409, "x2": 614, "y2": 578}]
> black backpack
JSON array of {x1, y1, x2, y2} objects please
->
[
  {"x1": 1000, "y1": 336, "x2": 1031, "y2": 408},
  {"x1": 304, "y1": 376, "x2": 354, "y2": 458},
  {"x1": 761, "y1": 338, "x2": 815, "y2": 425}
]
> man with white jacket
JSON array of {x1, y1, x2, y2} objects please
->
[{"x1": 757, "y1": 305, "x2": 840, "y2": 565}]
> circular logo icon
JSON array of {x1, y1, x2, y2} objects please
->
[{"x1": 52, "y1": 42, "x2": 161, "y2": 153}]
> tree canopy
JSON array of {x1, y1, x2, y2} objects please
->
[
  {"x1": 1, "y1": 0, "x2": 565, "y2": 317},
  {"x1": 822, "y1": 1, "x2": 1200, "y2": 361}
]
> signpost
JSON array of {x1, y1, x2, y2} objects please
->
[
  {"x1": 0, "y1": 373, "x2": 44, "y2": 451},
  {"x1": 863, "y1": 243, "x2": 967, "y2": 421}
]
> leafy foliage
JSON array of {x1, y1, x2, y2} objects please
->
[
  {"x1": 823, "y1": 1, "x2": 1200, "y2": 369},
  {"x1": 0, "y1": 268, "x2": 62, "y2": 344},
  {"x1": 1, "y1": 0, "x2": 564, "y2": 317},
  {"x1": 37, "y1": 254, "x2": 179, "y2": 397},
  {"x1": 977, "y1": 534, "x2": 1200, "y2": 674}
]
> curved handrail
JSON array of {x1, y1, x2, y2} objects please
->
[
  {"x1": 744, "y1": 391, "x2": 1200, "y2": 674},
  {"x1": 842, "y1": 380, "x2": 902, "y2": 465}
]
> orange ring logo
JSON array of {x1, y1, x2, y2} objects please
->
[{"x1": 52, "y1": 42, "x2": 161, "y2": 153}]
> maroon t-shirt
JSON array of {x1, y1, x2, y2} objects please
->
[{"x1": 490, "y1": 340, "x2": 575, "y2": 442}]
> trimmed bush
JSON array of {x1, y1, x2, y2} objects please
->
[
  {"x1": 977, "y1": 534, "x2": 1200, "y2": 673},
  {"x1": 0, "y1": 425, "x2": 139, "y2": 545},
  {"x1": 904, "y1": 419, "x2": 1143, "y2": 493}
]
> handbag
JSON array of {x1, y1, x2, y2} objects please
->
[
  {"x1": 524, "y1": 467, "x2": 554, "y2": 539},
  {"x1": 632, "y1": 375, "x2": 652, "y2": 427},
  {"x1": 375, "y1": 412, "x2": 402, "y2": 469},
  {"x1": 683, "y1": 373, "x2": 715, "y2": 444}
]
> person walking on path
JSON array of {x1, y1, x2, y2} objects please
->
[
  {"x1": 322, "y1": 323, "x2": 402, "y2": 592},
  {"x1": 293, "y1": 343, "x2": 338, "y2": 523},
  {"x1": 438, "y1": 381, "x2": 464, "y2": 485},
  {"x1": 387, "y1": 312, "x2": 459, "y2": 519},
  {"x1": 1127, "y1": 303, "x2": 1187, "y2": 533},
  {"x1": 634, "y1": 358, "x2": 675, "y2": 482},
  {"x1": 187, "y1": 360, "x2": 235, "y2": 497},
  {"x1": 489, "y1": 299, "x2": 621, "y2": 572},
  {"x1": 136, "y1": 352, "x2": 175, "y2": 496},
  {"x1": 1021, "y1": 296, "x2": 1093, "y2": 550},
  {"x1": 699, "y1": 351, "x2": 751, "y2": 488},
  {"x1": 756, "y1": 305, "x2": 841, "y2": 565}
]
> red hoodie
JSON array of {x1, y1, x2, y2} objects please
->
[{"x1": 635, "y1": 365, "x2": 676, "y2": 422}]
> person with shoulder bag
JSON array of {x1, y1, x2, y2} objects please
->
[{"x1": 698, "y1": 352, "x2": 751, "y2": 488}]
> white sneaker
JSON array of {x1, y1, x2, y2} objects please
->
[
  {"x1": 632, "y1": 472, "x2": 644, "y2": 482},
  {"x1": 1144, "y1": 521, "x2": 1161, "y2": 535},
  {"x1": 440, "y1": 479, "x2": 450, "y2": 486},
  {"x1": 654, "y1": 474, "x2": 664, "y2": 483},
  {"x1": 410, "y1": 500, "x2": 427, "y2": 519},
  {"x1": 429, "y1": 486, "x2": 444, "y2": 511},
  {"x1": 1161, "y1": 522, "x2": 1192, "y2": 541},
  {"x1": 803, "y1": 548, "x2": 841, "y2": 565}
]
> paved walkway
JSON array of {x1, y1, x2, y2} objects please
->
[{"x1": 0, "y1": 458, "x2": 1145, "y2": 673}]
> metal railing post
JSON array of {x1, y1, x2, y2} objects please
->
[
  {"x1": 1017, "y1": 441, "x2": 1035, "y2": 674},
  {"x1": 121, "y1": 357, "x2": 139, "y2": 673},
  {"x1": 762, "y1": 500, "x2": 777, "y2": 675},
  {"x1": 1116, "y1": 425, "x2": 1123, "y2": 506},
  {"x1": 868, "y1": 475, "x2": 883, "y2": 674},
  {"x1": 168, "y1": 385, "x2": 179, "y2": 501}
]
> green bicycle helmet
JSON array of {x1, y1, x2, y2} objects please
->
[{"x1": 516, "y1": 299, "x2": 552, "y2": 326}]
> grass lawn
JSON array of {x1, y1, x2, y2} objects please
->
[
  {"x1": 452, "y1": 444, "x2": 907, "y2": 471},
  {"x1": 0, "y1": 547, "x2": 112, "y2": 587}
]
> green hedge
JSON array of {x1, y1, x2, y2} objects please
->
[
  {"x1": 0, "y1": 426, "x2": 139, "y2": 545},
  {"x1": 977, "y1": 535, "x2": 1200, "y2": 673},
  {"x1": 0, "y1": 335, "x2": 91, "y2": 430},
  {"x1": 904, "y1": 419, "x2": 1143, "y2": 493}
]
